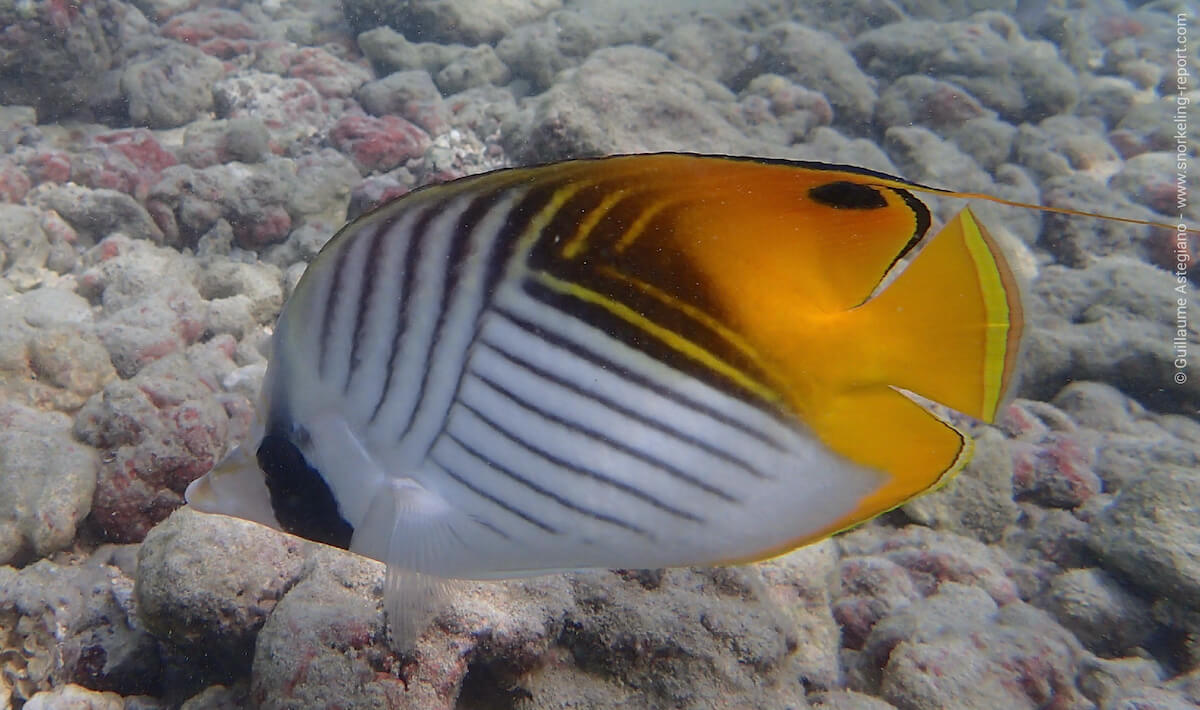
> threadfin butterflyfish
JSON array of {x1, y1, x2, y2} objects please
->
[{"x1": 183, "y1": 153, "x2": 1177, "y2": 648}]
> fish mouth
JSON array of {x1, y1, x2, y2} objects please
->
[
  {"x1": 184, "y1": 444, "x2": 283, "y2": 531},
  {"x1": 183, "y1": 474, "x2": 211, "y2": 509}
]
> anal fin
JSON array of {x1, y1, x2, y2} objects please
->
[{"x1": 352, "y1": 477, "x2": 461, "y2": 652}]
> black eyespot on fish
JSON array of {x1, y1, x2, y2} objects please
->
[
  {"x1": 257, "y1": 433, "x2": 353, "y2": 549},
  {"x1": 808, "y1": 181, "x2": 888, "y2": 210}
]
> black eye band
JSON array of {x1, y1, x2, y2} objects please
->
[{"x1": 257, "y1": 433, "x2": 354, "y2": 549}]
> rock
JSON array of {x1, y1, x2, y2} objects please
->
[
  {"x1": 435, "y1": 45, "x2": 511, "y2": 94},
  {"x1": 1003, "y1": 505, "x2": 1093, "y2": 574},
  {"x1": 504, "y1": 46, "x2": 766, "y2": 163},
  {"x1": 136, "y1": 509, "x2": 306, "y2": 678},
  {"x1": 344, "y1": 0, "x2": 562, "y2": 45},
  {"x1": 0, "y1": 559, "x2": 160, "y2": 705},
  {"x1": 28, "y1": 184, "x2": 163, "y2": 246},
  {"x1": 1052, "y1": 381, "x2": 1143, "y2": 434},
  {"x1": 1088, "y1": 466, "x2": 1200, "y2": 608},
  {"x1": 0, "y1": 0, "x2": 130, "y2": 120},
  {"x1": 160, "y1": 8, "x2": 260, "y2": 59},
  {"x1": 1039, "y1": 568, "x2": 1154, "y2": 656},
  {"x1": 75, "y1": 356, "x2": 232, "y2": 542},
  {"x1": 1112, "y1": 152, "x2": 1199, "y2": 224},
  {"x1": 655, "y1": 16, "x2": 753, "y2": 88},
  {"x1": 329, "y1": 114, "x2": 431, "y2": 174},
  {"x1": 738, "y1": 74, "x2": 834, "y2": 145},
  {"x1": 883, "y1": 125, "x2": 996, "y2": 195},
  {"x1": 195, "y1": 260, "x2": 284, "y2": 325},
  {"x1": 180, "y1": 683, "x2": 250, "y2": 710},
  {"x1": 77, "y1": 235, "x2": 197, "y2": 312},
  {"x1": 812, "y1": 690, "x2": 899, "y2": 710},
  {"x1": 147, "y1": 159, "x2": 303, "y2": 250},
  {"x1": 442, "y1": 86, "x2": 519, "y2": 139},
  {"x1": 759, "y1": 541, "x2": 843, "y2": 690},
  {"x1": 854, "y1": 16, "x2": 1078, "y2": 122},
  {"x1": 21, "y1": 684, "x2": 126, "y2": 710},
  {"x1": 0, "y1": 158, "x2": 32, "y2": 203},
  {"x1": 901, "y1": 428, "x2": 1020, "y2": 543},
  {"x1": 859, "y1": 584, "x2": 1090, "y2": 710},
  {"x1": 0, "y1": 204, "x2": 51, "y2": 281},
  {"x1": 874, "y1": 75, "x2": 988, "y2": 130},
  {"x1": 558, "y1": 567, "x2": 809, "y2": 708},
  {"x1": 833, "y1": 524, "x2": 1025, "y2": 663},
  {"x1": 275, "y1": 46, "x2": 373, "y2": 100},
  {"x1": 1076, "y1": 75, "x2": 1140, "y2": 128},
  {"x1": 286, "y1": 149, "x2": 363, "y2": 229},
  {"x1": 28, "y1": 326, "x2": 119, "y2": 407},
  {"x1": 153, "y1": 511, "x2": 833, "y2": 709},
  {"x1": 0, "y1": 285, "x2": 114, "y2": 412},
  {"x1": 0, "y1": 403, "x2": 98, "y2": 565},
  {"x1": 1027, "y1": 115, "x2": 1123, "y2": 179},
  {"x1": 177, "y1": 119, "x2": 273, "y2": 168},
  {"x1": 1010, "y1": 432, "x2": 1102, "y2": 509},
  {"x1": 833, "y1": 555, "x2": 921, "y2": 651},
  {"x1": 837, "y1": 525, "x2": 1022, "y2": 607},
  {"x1": 0, "y1": 105, "x2": 38, "y2": 152},
  {"x1": 356, "y1": 70, "x2": 452, "y2": 136},
  {"x1": 1079, "y1": 655, "x2": 1166, "y2": 709},
  {"x1": 1022, "y1": 257, "x2": 1200, "y2": 412},
  {"x1": 212, "y1": 71, "x2": 334, "y2": 149},
  {"x1": 121, "y1": 43, "x2": 226, "y2": 129},
  {"x1": 854, "y1": 582, "x2": 999, "y2": 689},
  {"x1": 253, "y1": 554, "x2": 816, "y2": 709},
  {"x1": 945, "y1": 116, "x2": 1017, "y2": 171},
  {"x1": 75, "y1": 129, "x2": 181, "y2": 203},
  {"x1": 356, "y1": 26, "x2": 461, "y2": 77},
  {"x1": 496, "y1": 11, "x2": 605, "y2": 92},
  {"x1": 1117, "y1": 96, "x2": 1200, "y2": 159},
  {"x1": 1032, "y1": 173, "x2": 1164, "y2": 264},
  {"x1": 92, "y1": 277, "x2": 208, "y2": 377},
  {"x1": 754, "y1": 23, "x2": 878, "y2": 128}
]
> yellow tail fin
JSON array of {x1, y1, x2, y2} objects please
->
[{"x1": 802, "y1": 207, "x2": 1023, "y2": 530}]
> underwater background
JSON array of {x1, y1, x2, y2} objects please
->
[{"x1": 1, "y1": 0, "x2": 1199, "y2": 708}]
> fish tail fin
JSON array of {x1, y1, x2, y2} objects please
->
[
  {"x1": 803, "y1": 207, "x2": 1024, "y2": 531},
  {"x1": 861, "y1": 206, "x2": 1025, "y2": 424}
]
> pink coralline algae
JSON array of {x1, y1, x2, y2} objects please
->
[
  {"x1": 1010, "y1": 434, "x2": 1102, "y2": 509},
  {"x1": 330, "y1": 114, "x2": 431, "y2": 174},
  {"x1": 76, "y1": 360, "x2": 232, "y2": 543},
  {"x1": 75, "y1": 130, "x2": 180, "y2": 202},
  {"x1": 0, "y1": 159, "x2": 31, "y2": 202},
  {"x1": 27, "y1": 150, "x2": 72, "y2": 185},
  {"x1": 232, "y1": 203, "x2": 292, "y2": 249},
  {"x1": 162, "y1": 9, "x2": 259, "y2": 59},
  {"x1": 282, "y1": 47, "x2": 372, "y2": 99}
]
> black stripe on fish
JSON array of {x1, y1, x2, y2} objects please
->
[
  {"x1": 398, "y1": 190, "x2": 510, "y2": 441},
  {"x1": 444, "y1": 427, "x2": 649, "y2": 537},
  {"x1": 476, "y1": 336, "x2": 770, "y2": 481},
  {"x1": 427, "y1": 454, "x2": 559, "y2": 535},
  {"x1": 318, "y1": 239, "x2": 356, "y2": 379},
  {"x1": 521, "y1": 276, "x2": 780, "y2": 417},
  {"x1": 371, "y1": 206, "x2": 439, "y2": 423},
  {"x1": 457, "y1": 382, "x2": 706, "y2": 524},
  {"x1": 469, "y1": 355, "x2": 740, "y2": 504},
  {"x1": 345, "y1": 218, "x2": 395, "y2": 393},
  {"x1": 490, "y1": 305, "x2": 791, "y2": 453}
]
